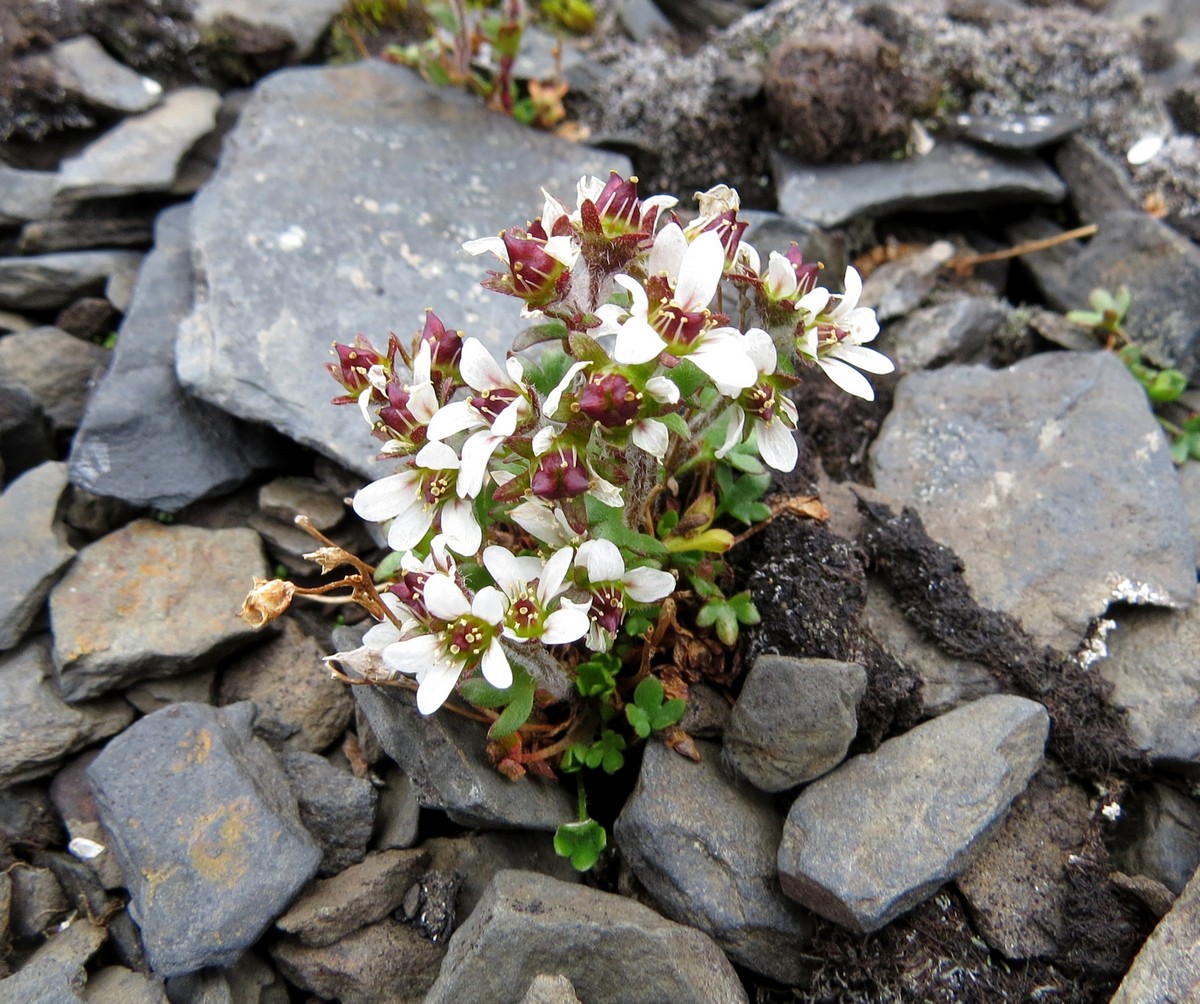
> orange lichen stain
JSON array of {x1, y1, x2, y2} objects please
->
[
  {"x1": 141, "y1": 863, "x2": 180, "y2": 909},
  {"x1": 189, "y1": 799, "x2": 254, "y2": 889},
  {"x1": 169, "y1": 728, "x2": 212, "y2": 773}
]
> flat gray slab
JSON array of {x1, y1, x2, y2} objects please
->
[
  {"x1": 778, "y1": 695, "x2": 1049, "y2": 933},
  {"x1": 870, "y1": 351, "x2": 1196, "y2": 651},
  {"x1": 175, "y1": 61, "x2": 627, "y2": 478},
  {"x1": 192, "y1": 0, "x2": 347, "y2": 58},
  {"x1": 46, "y1": 35, "x2": 163, "y2": 115},
  {"x1": 69, "y1": 205, "x2": 280, "y2": 511},
  {"x1": 1111, "y1": 860, "x2": 1200, "y2": 1003},
  {"x1": 87, "y1": 702, "x2": 322, "y2": 977},
  {"x1": 0, "y1": 251, "x2": 142, "y2": 312},
  {"x1": 773, "y1": 141, "x2": 1065, "y2": 227}
]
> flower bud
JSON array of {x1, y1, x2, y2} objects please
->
[
  {"x1": 578, "y1": 371, "x2": 641, "y2": 427},
  {"x1": 531, "y1": 448, "x2": 591, "y2": 500},
  {"x1": 500, "y1": 232, "x2": 570, "y2": 307},
  {"x1": 326, "y1": 338, "x2": 380, "y2": 396},
  {"x1": 421, "y1": 310, "x2": 462, "y2": 374},
  {"x1": 240, "y1": 577, "x2": 296, "y2": 628},
  {"x1": 594, "y1": 171, "x2": 642, "y2": 234}
]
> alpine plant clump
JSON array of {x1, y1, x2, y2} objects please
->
[{"x1": 242, "y1": 172, "x2": 891, "y2": 867}]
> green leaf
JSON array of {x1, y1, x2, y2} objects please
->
[
  {"x1": 373, "y1": 550, "x2": 406, "y2": 582},
  {"x1": 424, "y1": 58, "x2": 451, "y2": 88},
  {"x1": 560, "y1": 743, "x2": 588, "y2": 773},
  {"x1": 584, "y1": 730, "x2": 626, "y2": 774},
  {"x1": 663, "y1": 527, "x2": 734, "y2": 554},
  {"x1": 489, "y1": 670, "x2": 535, "y2": 738},
  {"x1": 574, "y1": 652, "x2": 621, "y2": 699},
  {"x1": 633, "y1": 675, "x2": 663, "y2": 707},
  {"x1": 1147, "y1": 368, "x2": 1187, "y2": 404},
  {"x1": 714, "y1": 463, "x2": 772, "y2": 526},
  {"x1": 512, "y1": 320, "x2": 569, "y2": 353},
  {"x1": 626, "y1": 703, "x2": 651, "y2": 738},
  {"x1": 525, "y1": 346, "x2": 574, "y2": 397},
  {"x1": 659, "y1": 412, "x2": 690, "y2": 439},
  {"x1": 458, "y1": 676, "x2": 512, "y2": 709},
  {"x1": 656, "y1": 510, "x2": 680, "y2": 537},
  {"x1": 625, "y1": 675, "x2": 685, "y2": 734},
  {"x1": 584, "y1": 497, "x2": 668, "y2": 558},
  {"x1": 666, "y1": 359, "x2": 707, "y2": 398},
  {"x1": 567, "y1": 331, "x2": 610, "y2": 366},
  {"x1": 554, "y1": 818, "x2": 607, "y2": 871}
]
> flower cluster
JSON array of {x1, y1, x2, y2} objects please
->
[{"x1": 324, "y1": 172, "x2": 891, "y2": 719}]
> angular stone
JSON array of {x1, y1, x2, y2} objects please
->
[
  {"x1": 0, "y1": 251, "x2": 142, "y2": 312},
  {"x1": 270, "y1": 917, "x2": 444, "y2": 1004},
  {"x1": 723, "y1": 656, "x2": 865, "y2": 792},
  {"x1": 520, "y1": 974, "x2": 582, "y2": 1004},
  {"x1": 69, "y1": 205, "x2": 280, "y2": 512},
  {"x1": 423, "y1": 870, "x2": 748, "y2": 1004},
  {"x1": 87, "y1": 702, "x2": 322, "y2": 977},
  {"x1": 870, "y1": 352, "x2": 1196, "y2": 652},
  {"x1": 0, "y1": 783, "x2": 61, "y2": 855},
  {"x1": 176, "y1": 62, "x2": 626, "y2": 477},
  {"x1": 353, "y1": 683, "x2": 572, "y2": 831},
  {"x1": 192, "y1": 0, "x2": 347, "y2": 58},
  {"x1": 276, "y1": 848, "x2": 429, "y2": 947},
  {"x1": 1111, "y1": 862, "x2": 1200, "y2": 1003},
  {"x1": 80, "y1": 966, "x2": 169, "y2": 1004},
  {"x1": 50, "y1": 520, "x2": 267, "y2": 701},
  {"x1": 773, "y1": 142, "x2": 1065, "y2": 228},
  {"x1": 258, "y1": 475, "x2": 345, "y2": 530},
  {"x1": 861, "y1": 579, "x2": 998, "y2": 716},
  {"x1": 1116, "y1": 782, "x2": 1200, "y2": 896},
  {"x1": 0, "y1": 639, "x2": 132, "y2": 788},
  {"x1": 956, "y1": 111, "x2": 1084, "y2": 151},
  {"x1": 54, "y1": 298, "x2": 118, "y2": 340},
  {"x1": 778, "y1": 695, "x2": 1049, "y2": 933},
  {"x1": 0, "y1": 462, "x2": 76, "y2": 651},
  {"x1": 57, "y1": 88, "x2": 221, "y2": 202},
  {"x1": 0, "y1": 382, "x2": 54, "y2": 482},
  {"x1": 9, "y1": 863, "x2": 69, "y2": 941},
  {"x1": 161, "y1": 951, "x2": 287, "y2": 1004},
  {"x1": 1096, "y1": 603, "x2": 1200, "y2": 769},
  {"x1": 277, "y1": 751, "x2": 377, "y2": 875},
  {"x1": 0, "y1": 165, "x2": 60, "y2": 228},
  {"x1": 860, "y1": 241, "x2": 954, "y2": 323},
  {"x1": 373, "y1": 762, "x2": 420, "y2": 850},
  {"x1": 877, "y1": 297, "x2": 1012, "y2": 376},
  {"x1": 21, "y1": 215, "x2": 156, "y2": 255},
  {"x1": 955, "y1": 764, "x2": 1091, "y2": 958},
  {"x1": 219, "y1": 620, "x2": 353, "y2": 753},
  {"x1": 615, "y1": 740, "x2": 812, "y2": 983},
  {"x1": 46, "y1": 36, "x2": 163, "y2": 115},
  {"x1": 1022, "y1": 212, "x2": 1200, "y2": 379},
  {"x1": 1054, "y1": 136, "x2": 1141, "y2": 222},
  {"x1": 124, "y1": 668, "x2": 216, "y2": 714},
  {"x1": 0, "y1": 328, "x2": 109, "y2": 434},
  {"x1": 0, "y1": 917, "x2": 104, "y2": 1003}
]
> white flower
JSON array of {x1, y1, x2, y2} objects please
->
[
  {"x1": 381, "y1": 573, "x2": 511, "y2": 715},
  {"x1": 426, "y1": 337, "x2": 530, "y2": 441},
  {"x1": 352, "y1": 440, "x2": 481, "y2": 556},
  {"x1": 574, "y1": 539, "x2": 675, "y2": 650},
  {"x1": 509, "y1": 498, "x2": 580, "y2": 548},
  {"x1": 484, "y1": 545, "x2": 590, "y2": 644},
  {"x1": 806, "y1": 267, "x2": 894, "y2": 401},
  {"x1": 716, "y1": 328, "x2": 799, "y2": 472}
]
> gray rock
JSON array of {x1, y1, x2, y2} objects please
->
[
  {"x1": 57, "y1": 88, "x2": 221, "y2": 202},
  {"x1": 1096, "y1": 602, "x2": 1200, "y2": 768},
  {"x1": 778, "y1": 694, "x2": 1049, "y2": 933},
  {"x1": 861, "y1": 578, "x2": 998, "y2": 716},
  {"x1": 354, "y1": 683, "x2": 573, "y2": 831},
  {"x1": 1111, "y1": 859, "x2": 1200, "y2": 1003},
  {"x1": 613, "y1": 0, "x2": 676, "y2": 42},
  {"x1": 21, "y1": 215, "x2": 156, "y2": 255},
  {"x1": 0, "y1": 165, "x2": 60, "y2": 228},
  {"x1": 87, "y1": 702, "x2": 322, "y2": 977},
  {"x1": 0, "y1": 462, "x2": 76, "y2": 652},
  {"x1": 258, "y1": 475, "x2": 345, "y2": 530},
  {"x1": 162, "y1": 952, "x2": 287, "y2": 1004},
  {"x1": 1054, "y1": 135, "x2": 1142, "y2": 222},
  {"x1": 1182, "y1": 462, "x2": 1200, "y2": 564},
  {"x1": 219, "y1": 619, "x2": 353, "y2": 753},
  {"x1": 955, "y1": 764, "x2": 1091, "y2": 958},
  {"x1": 724, "y1": 655, "x2": 865, "y2": 792},
  {"x1": 860, "y1": 241, "x2": 955, "y2": 323},
  {"x1": 373, "y1": 762, "x2": 421, "y2": 849},
  {"x1": 8, "y1": 863, "x2": 69, "y2": 941},
  {"x1": 520, "y1": 974, "x2": 582, "y2": 1004},
  {"x1": 773, "y1": 142, "x2": 1066, "y2": 228},
  {"x1": 276, "y1": 848, "x2": 429, "y2": 946},
  {"x1": 50, "y1": 520, "x2": 267, "y2": 701},
  {"x1": 192, "y1": 0, "x2": 347, "y2": 58},
  {"x1": 0, "y1": 382, "x2": 55, "y2": 481},
  {"x1": 615, "y1": 739, "x2": 813, "y2": 983},
  {"x1": 0, "y1": 871, "x2": 8, "y2": 941},
  {"x1": 0, "y1": 328, "x2": 109, "y2": 433},
  {"x1": 270, "y1": 916, "x2": 444, "y2": 1004},
  {"x1": 870, "y1": 351, "x2": 1196, "y2": 652},
  {"x1": 679, "y1": 681, "x2": 731, "y2": 739},
  {"x1": 0, "y1": 917, "x2": 104, "y2": 1003},
  {"x1": 1020, "y1": 212, "x2": 1200, "y2": 379},
  {"x1": 46, "y1": 36, "x2": 163, "y2": 116},
  {"x1": 423, "y1": 870, "x2": 748, "y2": 1004},
  {"x1": 0, "y1": 783, "x2": 61, "y2": 854},
  {"x1": 176, "y1": 62, "x2": 627, "y2": 477},
  {"x1": 50, "y1": 749, "x2": 124, "y2": 891},
  {"x1": 278, "y1": 751, "x2": 377, "y2": 875},
  {"x1": 69, "y1": 205, "x2": 280, "y2": 512},
  {"x1": 124, "y1": 669, "x2": 217, "y2": 714},
  {"x1": 739, "y1": 210, "x2": 847, "y2": 284},
  {"x1": 81, "y1": 966, "x2": 169, "y2": 1004},
  {"x1": 956, "y1": 111, "x2": 1084, "y2": 151},
  {"x1": 878, "y1": 297, "x2": 1012, "y2": 376},
  {"x1": 0, "y1": 639, "x2": 132, "y2": 788},
  {"x1": 1117, "y1": 782, "x2": 1200, "y2": 896},
  {"x1": 422, "y1": 832, "x2": 580, "y2": 924},
  {"x1": 0, "y1": 251, "x2": 142, "y2": 312}
]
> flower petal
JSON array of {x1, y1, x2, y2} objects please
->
[
  {"x1": 581, "y1": 538, "x2": 624, "y2": 582},
  {"x1": 472, "y1": 585, "x2": 508, "y2": 625},
  {"x1": 541, "y1": 606, "x2": 590, "y2": 645},
  {"x1": 589, "y1": 473, "x2": 624, "y2": 508},
  {"x1": 416, "y1": 661, "x2": 462, "y2": 715},
  {"x1": 674, "y1": 230, "x2": 724, "y2": 312},
  {"x1": 631, "y1": 418, "x2": 669, "y2": 461},
  {"x1": 387, "y1": 503, "x2": 434, "y2": 552},
  {"x1": 426, "y1": 400, "x2": 484, "y2": 441},
  {"x1": 416, "y1": 439, "x2": 460, "y2": 471},
  {"x1": 757, "y1": 416, "x2": 799, "y2": 472},
  {"x1": 353, "y1": 472, "x2": 420, "y2": 523},
  {"x1": 644, "y1": 375, "x2": 680, "y2": 404},
  {"x1": 817, "y1": 357, "x2": 876, "y2": 401},
  {"x1": 458, "y1": 429, "x2": 503, "y2": 498},
  {"x1": 461, "y1": 236, "x2": 507, "y2": 259},
  {"x1": 613, "y1": 316, "x2": 667, "y2": 366},
  {"x1": 423, "y1": 573, "x2": 471, "y2": 620},
  {"x1": 689, "y1": 330, "x2": 758, "y2": 393},
  {"x1": 382, "y1": 633, "x2": 440, "y2": 677},
  {"x1": 484, "y1": 545, "x2": 538, "y2": 599},
  {"x1": 648, "y1": 223, "x2": 687, "y2": 281},
  {"x1": 831, "y1": 266, "x2": 863, "y2": 318},
  {"x1": 714, "y1": 407, "x2": 745, "y2": 460},
  {"x1": 459, "y1": 337, "x2": 511, "y2": 392},
  {"x1": 832, "y1": 343, "x2": 894, "y2": 374},
  {"x1": 542, "y1": 360, "x2": 591, "y2": 420},
  {"x1": 538, "y1": 546, "x2": 575, "y2": 604},
  {"x1": 439, "y1": 499, "x2": 482, "y2": 556},
  {"x1": 622, "y1": 565, "x2": 676, "y2": 603},
  {"x1": 743, "y1": 327, "x2": 776, "y2": 375},
  {"x1": 480, "y1": 637, "x2": 512, "y2": 689}
]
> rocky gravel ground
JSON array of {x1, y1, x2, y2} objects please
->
[{"x1": 2, "y1": 0, "x2": 1200, "y2": 1001}]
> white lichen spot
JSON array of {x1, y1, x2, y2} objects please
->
[
  {"x1": 1106, "y1": 574, "x2": 1172, "y2": 606},
  {"x1": 353, "y1": 195, "x2": 381, "y2": 214},
  {"x1": 417, "y1": 211, "x2": 433, "y2": 226},
  {"x1": 1101, "y1": 801, "x2": 1122, "y2": 823},
  {"x1": 277, "y1": 225, "x2": 306, "y2": 252},
  {"x1": 1037, "y1": 419, "x2": 1062, "y2": 450},
  {"x1": 1135, "y1": 430, "x2": 1163, "y2": 462},
  {"x1": 253, "y1": 171, "x2": 267, "y2": 184},
  {"x1": 1127, "y1": 134, "x2": 1164, "y2": 166},
  {"x1": 68, "y1": 836, "x2": 105, "y2": 860},
  {"x1": 140, "y1": 76, "x2": 163, "y2": 96},
  {"x1": 1076, "y1": 617, "x2": 1116, "y2": 669},
  {"x1": 336, "y1": 263, "x2": 373, "y2": 291}
]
